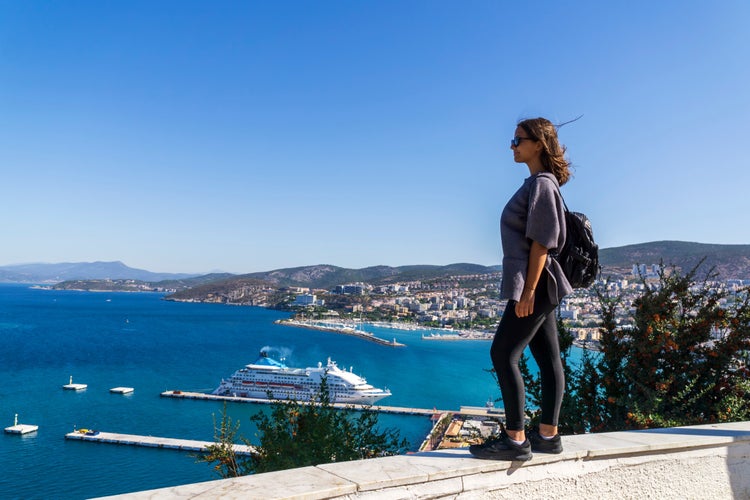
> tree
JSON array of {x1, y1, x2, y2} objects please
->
[
  {"x1": 200, "y1": 378, "x2": 408, "y2": 477},
  {"x1": 519, "y1": 262, "x2": 750, "y2": 433},
  {"x1": 595, "y1": 263, "x2": 750, "y2": 429},
  {"x1": 198, "y1": 404, "x2": 248, "y2": 478}
]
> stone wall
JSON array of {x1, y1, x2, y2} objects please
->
[{"x1": 98, "y1": 421, "x2": 750, "y2": 499}]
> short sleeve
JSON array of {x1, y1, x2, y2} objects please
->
[{"x1": 525, "y1": 176, "x2": 564, "y2": 251}]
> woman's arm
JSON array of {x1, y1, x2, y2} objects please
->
[{"x1": 515, "y1": 240, "x2": 548, "y2": 318}]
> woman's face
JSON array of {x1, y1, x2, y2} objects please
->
[{"x1": 510, "y1": 126, "x2": 542, "y2": 165}]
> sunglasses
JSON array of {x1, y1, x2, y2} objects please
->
[{"x1": 511, "y1": 136, "x2": 536, "y2": 147}]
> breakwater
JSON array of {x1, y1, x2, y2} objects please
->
[
  {"x1": 65, "y1": 430, "x2": 256, "y2": 455},
  {"x1": 161, "y1": 390, "x2": 445, "y2": 416},
  {"x1": 275, "y1": 319, "x2": 406, "y2": 347}
]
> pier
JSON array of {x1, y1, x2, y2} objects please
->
[
  {"x1": 65, "y1": 430, "x2": 256, "y2": 455},
  {"x1": 5, "y1": 414, "x2": 38, "y2": 435},
  {"x1": 161, "y1": 390, "x2": 447, "y2": 416},
  {"x1": 275, "y1": 319, "x2": 406, "y2": 347},
  {"x1": 110, "y1": 387, "x2": 134, "y2": 394},
  {"x1": 63, "y1": 375, "x2": 87, "y2": 391}
]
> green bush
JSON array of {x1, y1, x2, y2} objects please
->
[
  {"x1": 521, "y1": 262, "x2": 750, "y2": 433},
  {"x1": 200, "y1": 379, "x2": 408, "y2": 477}
]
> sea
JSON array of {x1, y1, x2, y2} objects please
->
[{"x1": 0, "y1": 283, "x2": 580, "y2": 499}]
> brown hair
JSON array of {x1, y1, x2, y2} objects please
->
[{"x1": 518, "y1": 117, "x2": 571, "y2": 186}]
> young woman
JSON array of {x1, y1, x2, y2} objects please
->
[{"x1": 470, "y1": 117, "x2": 573, "y2": 461}]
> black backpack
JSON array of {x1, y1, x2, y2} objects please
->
[
  {"x1": 536, "y1": 173, "x2": 599, "y2": 288},
  {"x1": 557, "y1": 208, "x2": 599, "y2": 288}
]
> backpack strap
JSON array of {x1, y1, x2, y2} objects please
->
[{"x1": 533, "y1": 172, "x2": 568, "y2": 212}]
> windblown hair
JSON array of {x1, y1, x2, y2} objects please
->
[{"x1": 518, "y1": 117, "x2": 572, "y2": 186}]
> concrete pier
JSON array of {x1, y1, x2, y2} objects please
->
[
  {"x1": 161, "y1": 390, "x2": 447, "y2": 416},
  {"x1": 274, "y1": 319, "x2": 406, "y2": 347},
  {"x1": 65, "y1": 430, "x2": 255, "y2": 455}
]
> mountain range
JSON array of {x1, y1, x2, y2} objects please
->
[
  {"x1": 0, "y1": 261, "x2": 199, "y2": 283},
  {"x1": 3, "y1": 241, "x2": 750, "y2": 286}
]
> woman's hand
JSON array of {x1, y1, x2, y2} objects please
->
[
  {"x1": 515, "y1": 288, "x2": 535, "y2": 318},
  {"x1": 517, "y1": 241, "x2": 548, "y2": 318}
]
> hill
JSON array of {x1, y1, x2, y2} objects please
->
[
  {"x1": 240, "y1": 262, "x2": 498, "y2": 289},
  {"x1": 165, "y1": 241, "x2": 750, "y2": 303},
  {"x1": 163, "y1": 263, "x2": 496, "y2": 303},
  {"x1": 7, "y1": 241, "x2": 750, "y2": 291},
  {"x1": 599, "y1": 241, "x2": 750, "y2": 279},
  {"x1": 179, "y1": 241, "x2": 750, "y2": 293}
]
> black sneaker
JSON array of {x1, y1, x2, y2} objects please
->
[
  {"x1": 528, "y1": 429, "x2": 563, "y2": 454},
  {"x1": 469, "y1": 432, "x2": 532, "y2": 461}
]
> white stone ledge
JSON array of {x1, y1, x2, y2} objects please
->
[{"x1": 97, "y1": 421, "x2": 750, "y2": 499}]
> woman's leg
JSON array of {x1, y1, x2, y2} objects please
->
[
  {"x1": 490, "y1": 285, "x2": 556, "y2": 432},
  {"x1": 528, "y1": 310, "x2": 564, "y2": 430}
]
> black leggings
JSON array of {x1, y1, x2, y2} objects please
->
[{"x1": 490, "y1": 277, "x2": 564, "y2": 431}]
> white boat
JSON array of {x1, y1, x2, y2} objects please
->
[{"x1": 212, "y1": 351, "x2": 391, "y2": 404}]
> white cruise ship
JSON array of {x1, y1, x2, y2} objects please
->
[{"x1": 212, "y1": 351, "x2": 391, "y2": 404}]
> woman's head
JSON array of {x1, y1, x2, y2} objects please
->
[{"x1": 516, "y1": 117, "x2": 571, "y2": 186}]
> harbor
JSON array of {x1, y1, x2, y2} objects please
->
[
  {"x1": 65, "y1": 429, "x2": 256, "y2": 455},
  {"x1": 62, "y1": 394, "x2": 507, "y2": 457},
  {"x1": 161, "y1": 390, "x2": 447, "y2": 417},
  {"x1": 0, "y1": 286, "x2": 506, "y2": 499},
  {"x1": 421, "y1": 331, "x2": 494, "y2": 340}
]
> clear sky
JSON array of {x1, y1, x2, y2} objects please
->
[{"x1": 2, "y1": 1, "x2": 749, "y2": 274}]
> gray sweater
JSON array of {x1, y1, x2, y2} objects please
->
[{"x1": 500, "y1": 172, "x2": 572, "y2": 305}]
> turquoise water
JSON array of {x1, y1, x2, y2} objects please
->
[{"x1": 0, "y1": 284, "x2": 573, "y2": 499}]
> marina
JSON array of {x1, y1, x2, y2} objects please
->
[
  {"x1": 422, "y1": 331, "x2": 494, "y2": 340},
  {"x1": 161, "y1": 390, "x2": 448, "y2": 417},
  {"x1": 65, "y1": 430, "x2": 256, "y2": 455}
]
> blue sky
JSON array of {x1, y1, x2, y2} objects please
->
[{"x1": 2, "y1": 1, "x2": 749, "y2": 274}]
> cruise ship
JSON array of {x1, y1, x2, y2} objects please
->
[{"x1": 212, "y1": 351, "x2": 392, "y2": 404}]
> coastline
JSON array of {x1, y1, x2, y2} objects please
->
[
  {"x1": 37, "y1": 286, "x2": 599, "y2": 350},
  {"x1": 279, "y1": 318, "x2": 600, "y2": 350}
]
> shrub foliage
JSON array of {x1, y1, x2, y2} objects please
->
[
  {"x1": 521, "y1": 262, "x2": 750, "y2": 433},
  {"x1": 200, "y1": 378, "x2": 408, "y2": 477}
]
